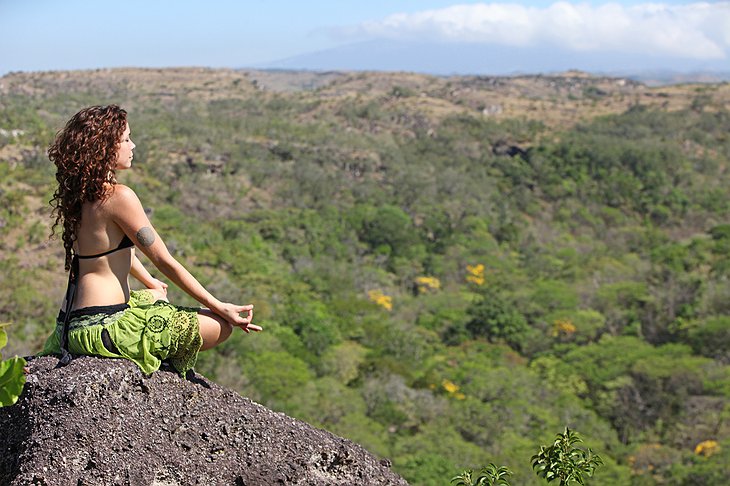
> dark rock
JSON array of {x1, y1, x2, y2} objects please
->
[
  {"x1": 492, "y1": 141, "x2": 528, "y2": 159},
  {"x1": 0, "y1": 356, "x2": 408, "y2": 486}
]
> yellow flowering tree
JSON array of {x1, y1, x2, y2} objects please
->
[
  {"x1": 695, "y1": 440, "x2": 720, "y2": 457},
  {"x1": 415, "y1": 276, "x2": 441, "y2": 294},
  {"x1": 465, "y1": 264, "x2": 485, "y2": 286},
  {"x1": 368, "y1": 289, "x2": 393, "y2": 311},
  {"x1": 441, "y1": 379, "x2": 466, "y2": 400},
  {"x1": 552, "y1": 318, "x2": 577, "y2": 340}
]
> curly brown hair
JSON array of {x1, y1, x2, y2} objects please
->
[{"x1": 49, "y1": 105, "x2": 128, "y2": 270}]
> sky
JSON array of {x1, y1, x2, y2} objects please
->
[{"x1": 1, "y1": 0, "x2": 728, "y2": 75}]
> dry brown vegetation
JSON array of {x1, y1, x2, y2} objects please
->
[{"x1": 2, "y1": 67, "x2": 728, "y2": 129}]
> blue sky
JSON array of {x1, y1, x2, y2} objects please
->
[{"x1": 1, "y1": 0, "x2": 727, "y2": 75}]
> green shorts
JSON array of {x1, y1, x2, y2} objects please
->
[{"x1": 40, "y1": 290, "x2": 202, "y2": 375}]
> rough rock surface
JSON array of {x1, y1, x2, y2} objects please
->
[{"x1": 0, "y1": 356, "x2": 409, "y2": 486}]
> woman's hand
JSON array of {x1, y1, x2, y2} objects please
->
[
  {"x1": 146, "y1": 278, "x2": 169, "y2": 302},
  {"x1": 215, "y1": 302, "x2": 262, "y2": 333},
  {"x1": 147, "y1": 277, "x2": 168, "y2": 293}
]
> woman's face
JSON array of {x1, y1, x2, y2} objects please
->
[{"x1": 114, "y1": 123, "x2": 135, "y2": 170}]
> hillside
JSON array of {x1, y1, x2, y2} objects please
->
[{"x1": 1, "y1": 67, "x2": 730, "y2": 485}]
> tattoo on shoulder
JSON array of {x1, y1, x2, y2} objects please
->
[{"x1": 136, "y1": 227, "x2": 156, "y2": 247}]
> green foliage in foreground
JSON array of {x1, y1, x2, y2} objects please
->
[
  {"x1": 452, "y1": 463, "x2": 514, "y2": 486},
  {"x1": 531, "y1": 428, "x2": 603, "y2": 485},
  {"x1": 452, "y1": 429, "x2": 601, "y2": 486},
  {"x1": 0, "y1": 325, "x2": 26, "y2": 407}
]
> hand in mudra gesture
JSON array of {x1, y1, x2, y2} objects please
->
[{"x1": 216, "y1": 303, "x2": 261, "y2": 333}]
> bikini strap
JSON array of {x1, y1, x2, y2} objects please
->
[
  {"x1": 57, "y1": 255, "x2": 79, "y2": 367},
  {"x1": 76, "y1": 234, "x2": 134, "y2": 259}
]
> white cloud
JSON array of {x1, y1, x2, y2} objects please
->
[{"x1": 342, "y1": 2, "x2": 730, "y2": 60}]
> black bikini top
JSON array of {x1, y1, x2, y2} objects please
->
[{"x1": 76, "y1": 234, "x2": 134, "y2": 259}]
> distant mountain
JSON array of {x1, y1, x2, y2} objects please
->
[
  {"x1": 619, "y1": 70, "x2": 730, "y2": 87},
  {"x1": 257, "y1": 39, "x2": 730, "y2": 85}
]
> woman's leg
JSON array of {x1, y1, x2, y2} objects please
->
[{"x1": 197, "y1": 309, "x2": 233, "y2": 351}]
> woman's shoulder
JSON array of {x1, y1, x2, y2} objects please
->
[
  {"x1": 106, "y1": 183, "x2": 138, "y2": 200},
  {"x1": 103, "y1": 184, "x2": 142, "y2": 213}
]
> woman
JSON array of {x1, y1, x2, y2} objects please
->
[{"x1": 40, "y1": 104, "x2": 261, "y2": 376}]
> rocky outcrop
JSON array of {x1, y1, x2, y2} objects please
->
[{"x1": 0, "y1": 356, "x2": 408, "y2": 485}]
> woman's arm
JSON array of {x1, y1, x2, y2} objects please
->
[
  {"x1": 107, "y1": 185, "x2": 258, "y2": 330},
  {"x1": 130, "y1": 253, "x2": 168, "y2": 292}
]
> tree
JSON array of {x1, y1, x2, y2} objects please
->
[{"x1": 465, "y1": 290, "x2": 530, "y2": 350}]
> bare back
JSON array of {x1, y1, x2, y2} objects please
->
[{"x1": 70, "y1": 189, "x2": 133, "y2": 311}]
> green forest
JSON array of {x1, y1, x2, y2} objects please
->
[{"x1": 1, "y1": 69, "x2": 729, "y2": 485}]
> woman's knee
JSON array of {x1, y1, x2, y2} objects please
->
[
  {"x1": 197, "y1": 310, "x2": 233, "y2": 351},
  {"x1": 217, "y1": 317, "x2": 233, "y2": 343}
]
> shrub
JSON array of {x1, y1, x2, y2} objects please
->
[
  {"x1": 451, "y1": 464, "x2": 513, "y2": 486},
  {"x1": 0, "y1": 325, "x2": 26, "y2": 407},
  {"x1": 531, "y1": 428, "x2": 603, "y2": 485}
]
